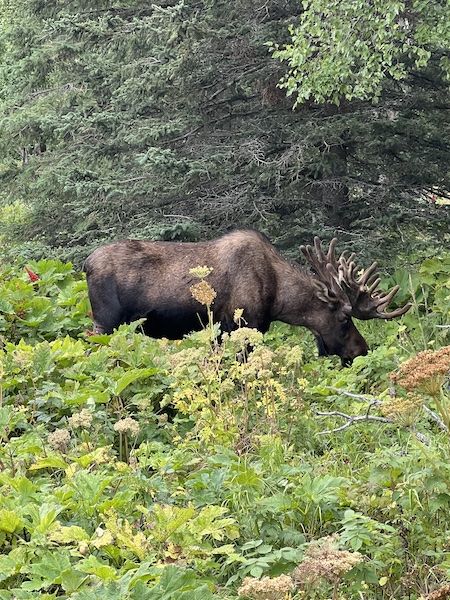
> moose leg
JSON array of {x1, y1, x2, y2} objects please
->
[
  {"x1": 220, "y1": 309, "x2": 271, "y2": 335},
  {"x1": 87, "y1": 279, "x2": 123, "y2": 334},
  {"x1": 220, "y1": 312, "x2": 270, "y2": 361}
]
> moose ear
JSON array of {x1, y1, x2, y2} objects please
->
[{"x1": 312, "y1": 280, "x2": 340, "y2": 309}]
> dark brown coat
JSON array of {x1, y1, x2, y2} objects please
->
[{"x1": 84, "y1": 230, "x2": 408, "y2": 363}]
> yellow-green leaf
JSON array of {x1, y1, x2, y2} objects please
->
[{"x1": 0, "y1": 509, "x2": 23, "y2": 533}]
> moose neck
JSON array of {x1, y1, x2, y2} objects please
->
[{"x1": 272, "y1": 261, "x2": 316, "y2": 327}]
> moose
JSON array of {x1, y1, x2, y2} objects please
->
[{"x1": 83, "y1": 230, "x2": 411, "y2": 365}]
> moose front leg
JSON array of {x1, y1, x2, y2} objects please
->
[
  {"x1": 220, "y1": 312, "x2": 270, "y2": 361},
  {"x1": 87, "y1": 279, "x2": 124, "y2": 335}
]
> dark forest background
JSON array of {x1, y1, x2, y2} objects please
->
[{"x1": 0, "y1": 0, "x2": 449, "y2": 264}]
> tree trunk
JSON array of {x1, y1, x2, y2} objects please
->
[{"x1": 321, "y1": 106, "x2": 351, "y2": 230}]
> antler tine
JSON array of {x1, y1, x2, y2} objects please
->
[
  {"x1": 376, "y1": 303, "x2": 412, "y2": 319},
  {"x1": 375, "y1": 282, "x2": 412, "y2": 318},
  {"x1": 301, "y1": 237, "x2": 344, "y2": 300},
  {"x1": 336, "y1": 248, "x2": 411, "y2": 320},
  {"x1": 314, "y1": 236, "x2": 325, "y2": 261},
  {"x1": 367, "y1": 277, "x2": 381, "y2": 294},
  {"x1": 326, "y1": 237, "x2": 338, "y2": 264},
  {"x1": 301, "y1": 237, "x2": 337, "y2": 274},
  {"x1": 299, "y1": 242, "x2": 314, "y2": 262},
  {"x1": 337, "y1": 256, "x2": 357, "y2": 285},
  {"x1": 375, "y1": 285, "x2": 401, "y2": 309},
  {"x1": 305, "y1": 236, "x2": 340, "y2": 268},
  {"x1": 358, "y1": 262, "x2": 378, "y2": 287},
  {"x1": 300, "y1": 244, "x2": 321, "y2": 276}
]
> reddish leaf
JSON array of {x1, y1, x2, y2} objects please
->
[{"x1": 25, "y1": 266, "x2": 40, "y2": 282}]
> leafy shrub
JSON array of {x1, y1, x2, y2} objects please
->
[
  {"x1": 0, "y1": 256, "x2": 449, "y2": 598},
  {"x1": 0, "y1": 260, "x2": 90, "y2": 342}
]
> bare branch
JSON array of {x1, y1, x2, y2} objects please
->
[
  {"x1": 326, "y1": 387, "x2": 383, "y2": 405},
  {"x1": 206, "y1": 64, "x2": 263, "y2": 101},
  {"x1": 161, "y1": 110, "x2": 261, "y2": 145},
  {"x1": 315, "y1": 391, "x2": 438, "y2": 445},
  {"x1": 315, "y1": 409, "x2": 392, "y2": 435},
  {"x1": 413, "y1": 430, "x2": 430, "y2": 445},
  {"x1": 422, "y1": 405, "x2": 448, "y2": 431}
]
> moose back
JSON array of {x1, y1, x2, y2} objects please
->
[{"x1": 83, "y1": 230, "x2": 410, "y2": 364}]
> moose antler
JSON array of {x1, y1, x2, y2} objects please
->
[
  {"x1": 337, "y1": 253, "x2": 411, "y2": 320},
  {"x1": 300, "y1": 237, "x2": 343, "y2": 301},
  {"x1": 301, "y1": 237, "x2": 411, "y2": 320}
]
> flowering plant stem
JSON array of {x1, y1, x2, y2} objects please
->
[
  {"x1": 119, "y1": 432, "x2": 129, "y2": 463},
  {"x1": 434, "y1": 391, "x2": 450, "y2": 433}
]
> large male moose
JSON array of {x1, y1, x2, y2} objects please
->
[{"x1": 84, "y1": 230, "x2": 411, "y2": 365}]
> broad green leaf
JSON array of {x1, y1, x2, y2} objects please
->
[
  {"x1": 0, "y1": 548, "x2": 28, "y2": 583},
  {"x1": 49, "y1": 524, "x2": 90, "y2": 544},
  {"x1": 61, "y1": 568, "x2": 89, "y2": 593},
  {"x1": 113, "y1": 367, "x2": 159, "y2": 395},
  {"x1": 78, "y1": 555, "x2": 118, "y2": 581},
  {"x1": 22, "y1": 550, "x2": 72, "y2": 590},
  {"x1": 29, "y1": 456, "x2": 68, "y2": 471},
  {"x1": 31, "y1": 503, "x2": 63, "y2": 535}
]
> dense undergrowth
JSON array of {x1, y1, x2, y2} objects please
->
[{"x1": 0, "y1": 255, "x2": 449, "y2": 599}]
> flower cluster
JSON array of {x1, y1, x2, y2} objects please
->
[
  {"x1": 47, "y1": 428, "x2": 71, "y2": 453},
  {"x1": 68, "y1": 408, "x2": 93, "y2": 429},
  {"x1": 220, "y1": 378, "x2": 235, "y2": 394},
  {"x1": 189, "y1": 266, "x2": 213, "y2": 279},
  {"x1": 157, "y1": 413, "x2": 168, "y2": 425},
  {"x1": 229, "y1": 327, "x2": 264, "y2": 348},
  {"x1": 391, "y1": 346, "x2": 450, "y2": 395},
  {"x1": 233, "y1": 308, "x2": 245, "y2": 325},
  {"x1": 281, "y1": 344, "x2": 304, "y2": 368},
  {"x1": 381, "y1": 394, "x2": 422, "y2": 425},
  {"x1": 237, "y1": 574, "x2": 293, "y2": 599},
  {"x1": 243, "y1": 346, "x2": 275, "y2": 380},
  {"x1": 113, "y1": 417, "x2": 140, "y2": 436},
  {"x1": 169, "y1": 347, "x2": 205, "y2": 372},
  {"x1": 292, "y1": 535, "x2": 363, "y2": 586},
  {"x1": 190, "y1": 280, "x2": 217, "y2": 306},
  {"x1": 423, "y1": 584, "x2": 450, "y2": 600}
]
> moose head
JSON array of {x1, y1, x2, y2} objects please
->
[{"x1": 299, "y1": 237, "x2": 411, "y2": 365}]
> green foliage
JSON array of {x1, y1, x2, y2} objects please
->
[
  {"x1": 270, "y1": 0, "x2": 450, "y2": 105},
  {"x1": 0, "y1": 260, "x2": 90, "y2": 342},
  {"x1": 0, "y1": 257, "x2": 449, "y2": 598},
  {"x1": 0, "y1": 1, "x2": 448, "y2": 262}
]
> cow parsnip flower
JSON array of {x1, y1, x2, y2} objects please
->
[
  {"x1": 190, "y1": 280, "x2": 217, "y2": 306},
  {"x1": 48, "y1": 428, "x2": 71, "y2": 453},
  {"x1": 391, "y1": 346, "x2": 450, "y2": 396},
  {"x1": 68, "y1": 408, "x2": 93, "y2": 429},
  {"x1": 293, "y1": 535, "x2": 364, "y2": 586},
  {"x1": 237, "y1": 574, "x2": 293, "y2": 599},
  {"x1": 189, "y1": 265, "x2": 213, "y2": 279},
  {"x1": 114, "y1": 417, "x2": 140, "y2": 436}
]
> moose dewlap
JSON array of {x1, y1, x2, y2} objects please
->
[{"x1": 83, "y1": 230, "x2": 410, "y2": 365}]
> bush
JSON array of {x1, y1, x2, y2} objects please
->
[{"x1": 0, "y1": 255, "x2": 449, "y2": 599}]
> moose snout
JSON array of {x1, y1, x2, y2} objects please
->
[{"x1": 342, "y1": 338, "x2": 369, "y2": 366}]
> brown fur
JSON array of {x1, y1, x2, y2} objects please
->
[{"x1": 83, "y1": 230, "x2": 369, "y2": 363}]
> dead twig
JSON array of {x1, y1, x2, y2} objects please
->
[
  {"x1": 326, "y1": 387, "x2": 383, "y2": 405},
  {"x1": 317, "y1": 387, "x2": 434, "y2": 444},
  {"x1": 315, "y1": 410, "x2": 392, "y2": 435},
  {"x1": 422, "y1": 405, "x2": 448, "y2": 431}
]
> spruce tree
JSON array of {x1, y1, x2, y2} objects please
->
[{"x1": 0, "y1": 0, "x2": 448, "y2": 261}]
